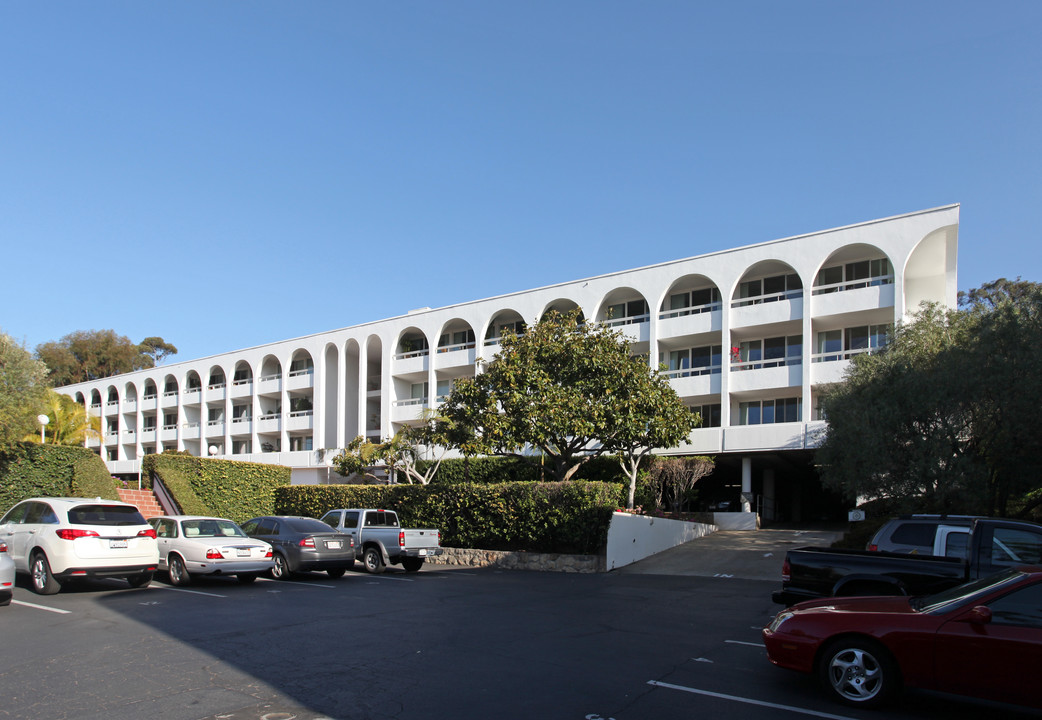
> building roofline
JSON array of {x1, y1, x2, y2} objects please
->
[{"x1": 63, "y1": 204, "x2": 959, "y2": 385}]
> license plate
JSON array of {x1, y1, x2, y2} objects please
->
[
  {"x1": 110, "y1": 539, "x2": 128, "y2": 549},
  {"x1": 326, "y1": 541, "x2": 342, "y2": 549},
  {"x1": 237, "y1": 548, "x2": 251, "y2": 557}
]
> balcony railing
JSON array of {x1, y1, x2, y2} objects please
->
[
  {"x1": 394, "y1": 348, "x2": 429, "y2": 360},
  {"x1": 731, "y1": 289, "x2": 803, "y2": 309},
  {"x1": 288, "y1": 368, "x2": 314, "y2": 378},
  {"x1": 437, "y1": 341, "x2": 476, "y2": 354},
  {"x1": 812, "y1": 275, "x2": 894, "y2": 295},
  {"x1": 658, "y1": 302, "x2": 721, "y2": 320},
  {"x1": 664, "y1": 365, "x2": 721, "y2": 379},
  {"x1": 811, "y1": 347, "x2": 877, "y2": 363},
  {"x1": 731, "y1": 356, "x2": 802, "y2": 372},
  {"x1": 207, "y1": 382, "x2": 226, "y2": 390},
  {"x1": 394, "y1": 398, "x2": 426, "y2": 407},
  {"x1": 603, "y1": 313, "x2": 650, "y2": 328}
]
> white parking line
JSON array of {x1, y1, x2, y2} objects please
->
[
  {"x1": 256, "y1": 578, "x2": 337, "y2": 589},
  {"x1": 725, "y1": 640, "x2": 765, "y2": 648},
  {"x1": 149, "y1": 585, "x2": 227, "y2": 598},
  {"x1": 12, "y1": 599, "x2": 71, "y2": 614},
  {"x1": 646, "y1": 681, "x2": 857, "y2": 720}
]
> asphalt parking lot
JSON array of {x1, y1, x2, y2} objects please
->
[{"x1": 2, "y1": 546, "x2": 1039, "y2": 720}]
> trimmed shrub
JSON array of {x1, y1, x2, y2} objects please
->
[
  {"x1": 276, "y1": 480, "x2": 625, "y2": 555},
  {"x1": 0, "y1": 442, "x2": 117, "y2": 512},
  {"x1": 419, "y1": 454, "x2": 628, "y2": 486},
  {"x1": 142, "y1": 454, "x2": 290, "y2": 523}
]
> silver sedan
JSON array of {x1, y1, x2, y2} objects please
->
[
  {"x1": 0, "y1": 541, "x2": 14, "y2": 606},
  {"x1": 148, "y1": 516, "x2": 274, "y2": 586}
]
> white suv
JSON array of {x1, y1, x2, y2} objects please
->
[{"x1": 0, "y1": 497, "x2": 159, "y2": 595}]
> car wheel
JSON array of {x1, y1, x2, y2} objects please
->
[
  {"x1": 401, "y1": 557, "x2": 424, "y2": 573},
  {"x1": 819, "y1": 638, "x2": 899, "y2": 707},
  {"x1": 363, "y1": 547, "x2": 385, "y2": 574},
  {"x1": 271, "y1": 553, "x2": 291, "y2": 580},
  {"x1": 29, "y1": 551, "x2": 62, "y2": 595},
  {"x1": 237, "y1": 573, "x2": 258, "y2": 584},
  {"x1": 126, "y1": 571, "x2": 153, "y2": 588},
  {"x1": 168, "y1": 556, "x2": 191, "y2": 586},
  {"x1": 327, "y1": 568, "x2": 346, "y2": 579}
]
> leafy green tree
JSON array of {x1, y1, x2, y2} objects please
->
[
  {"x1": 35, "y1": 329, "x2": 160, "y2": 386},
  {"x1": 602, "y1": 360, "x2": 699, "y2": 508},
  {"x1": 817, "y1": 280, "x2": 1042, "y2": 517},
  {"x1": 138, "y1": 336, "x2": 178, "y2": 365},
  {"x1": 23, "y1": 390, "x2": 101, "y2": 446},
  {"x1": 437, "y1": 309, "x2": 696, "y2": 488},
  {"x1": 332, "y1": 416, "x2": 452, "y2": 485},
  {"x1": 0, "y1": 330, "x2": 49, "y2": 446}
]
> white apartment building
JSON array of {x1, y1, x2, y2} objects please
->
[{"x1": 59, "y1": 205, "x2": 958, "y2": 521}]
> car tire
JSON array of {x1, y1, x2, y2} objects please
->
[
  {"x1": 168, "y1": 556, "x2": 191, "y2": 586},
  {"x1": 818, "y1": 638, "x2": 900, "y2": 708},
  {"x1": 401, "y1": 557, "x2": 424, "y2": 573},
  {"x1": 327, "y1": 568, "x2": 346, "y2": 579},
  {"x1": 29, "y1": 551, "x2": 62, "y2": 595},
  {"x1": 271, "y1": 553, "x2": 292, "y2": 580},
  {"x1": 363, "y1": 547, "x2": 385, "y2": 574},
  {"x1": 237, "y1": 573, "x2": 258, "y2": 584},
  {"x1": 126, "y1": 571, "x2": 154, "y2": 588}
]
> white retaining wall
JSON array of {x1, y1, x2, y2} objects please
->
[{"x1": 606, "y1": 512, "x2": 717, "y2": 571}]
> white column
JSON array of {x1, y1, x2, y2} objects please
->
[{"x1": 741, "y1": 456, "x2": 752, "y2": 512}]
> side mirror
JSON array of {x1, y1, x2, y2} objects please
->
[{"x1": 967, "y1": 605, "x2": 992, "y2": 625}]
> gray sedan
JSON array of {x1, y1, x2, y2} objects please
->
[{"x1": 240, "y1": 516, "x2": 355, "y2": 579}]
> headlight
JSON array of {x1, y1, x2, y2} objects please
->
[{"x1": 767, "y1": 610, "x2": 795, "y2": 633}]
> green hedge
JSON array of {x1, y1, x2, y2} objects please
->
[
  {"x1": 0, "y1": 442, "x2": 117, "y2": 512},
  {"x1": 143, "y1": 454, "x2": 290, "y2": 523},
  {"x1": 418, "y1": 454, "x2": 628, "y2": 485},
  {"x1": 276, "y1": 480, "x2": 625, "y2": 554}
]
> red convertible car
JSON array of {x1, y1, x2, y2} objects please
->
[{"x1": 763, "y1": 567, "x2": 1042, "y2": 709}]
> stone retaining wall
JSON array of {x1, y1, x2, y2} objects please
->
[{"x1": 427, "y1": 547, "x2": 605, "y2": 573}]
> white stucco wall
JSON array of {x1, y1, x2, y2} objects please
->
[{"x1": 606, "y1": 511, "x2": 717, "y2": 570}]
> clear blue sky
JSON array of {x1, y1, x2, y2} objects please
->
[{"x1": 3, "y1": 2, "x2": 1040, "y2": 363}]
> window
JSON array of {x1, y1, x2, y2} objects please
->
[
  {"x1": 436, "y1": 379, "x2": 453, "y2": 400},
  {"x1": 232, "y1": 404, "x2": 251, "y2": 420},
  {"x1": 411, "y1": 382, "x2": 428, "y2": 401},
  {"x1": 690, "y1": 403, "x2": 721, "y2": 428},
  {"x1": 814, "y1": 258, "x2": 892, "y2": 293},
  {"x1": 739, "y1": 273, "x2": 801, "y2": 304},
  {"x1": 289, "y1": 436, "x2": 313, "y2": 452},
  {"x1": 163, "y1": 413, "x2": 177, "y2": 428},
  {"x1": 987, "y1": 582, "x2": 1042, "y2": 629},
  {"x1": 738, "y1": 398, "x2": 802, "y2": 425}
]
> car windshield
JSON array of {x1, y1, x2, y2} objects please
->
[
  {"x1": 68, "y1": 505, "x2": 146, "y2": 526},
  {"x1": 286, "y1": 517, "x2": 334, "y2": 534},
  {"x1": 915, "y1": 568, "x2": 1026, "y2": 613},
  {"x1": 181, "y1": 519, "x2": 247, "y2": 538}
]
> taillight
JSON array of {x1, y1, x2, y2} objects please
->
[
  {"x1": 265, "y1": 548, "x2": 273, "y2": 558},
  {"x1": 299, "y1": 537, "x2": 316, "y2": 548},
  {"x1": 138, "y1": 528, "x2": 157, "y2": 539},
  {"x1": 56, "y1": 528, "x2": 101, "y2": 540},
  {"x1": 206, "y1": 548, "x2": 223, "y2": 560},
  {"x1": 399, "y1": 530, "x2": 405, "y2": 547},
  {"x1": 867, "y1": 544, "x2": 878, "y2": 552},
  {"x1": 781, "y1": 557, "x2": 791, "y2": 583},
  {"x1": 0, "y1": 542, "x2": 7, "y2": 553}
]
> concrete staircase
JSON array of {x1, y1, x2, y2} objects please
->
[{"x1": 117, "y1": 488, "x2": 165, "y2": 520}]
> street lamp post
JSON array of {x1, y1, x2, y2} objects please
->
[{"x1": 37, "y1": 414, "x2": 49, "y2": 444}]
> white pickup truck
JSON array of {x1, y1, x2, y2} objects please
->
[{"x1": 319, "y1": 508, "x2": 442, "y2": 573}]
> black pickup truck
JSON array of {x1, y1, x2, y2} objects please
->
[{"x1": 772, "y1": 517, "x2": 1042, "y2": 606}]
